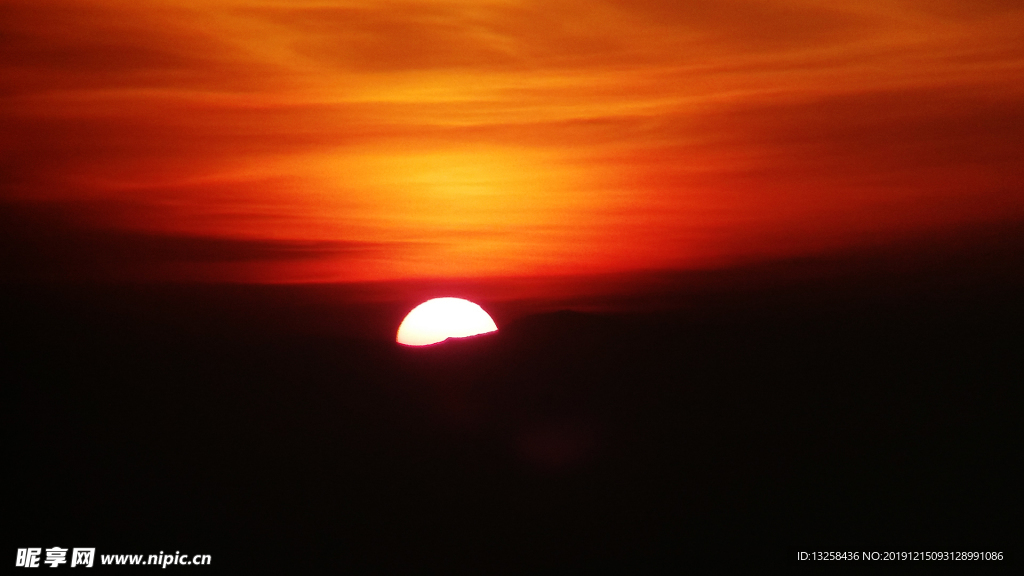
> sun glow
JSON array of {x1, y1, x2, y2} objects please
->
[{"x1": 396, "y1": 297, "x2": 498, "y2": 346}]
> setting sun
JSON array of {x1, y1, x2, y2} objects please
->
[{"x1": 396, "y1": 297, "x2": 498, "y2": 346}]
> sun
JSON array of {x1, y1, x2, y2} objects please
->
[{"x1": 396, "y1": 297, "x2": 498, "y2": 346}]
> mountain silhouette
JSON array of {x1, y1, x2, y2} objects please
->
[{"x1": 6, "y1": 256, "x2": 1020, "y2": 569}]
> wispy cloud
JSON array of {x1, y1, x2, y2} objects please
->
[{"x1": 2, "y1": 0, "x2": 1022, "y2": 282}]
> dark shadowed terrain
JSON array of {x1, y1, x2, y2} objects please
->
[{"x1": 6, "y1": 231, "x2": 1022, "y2": 571}]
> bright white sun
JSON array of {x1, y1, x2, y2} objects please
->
[{"x1": 396, "y1": 297, "x2": 498, "y2": 346}]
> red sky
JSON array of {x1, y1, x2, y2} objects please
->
[{"x1": 3, "y1": 0, "x2": 1023, "y2": 284}]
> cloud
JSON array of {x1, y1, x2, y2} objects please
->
[
  {"x1": 2, "y1": 0, "x2": 1023, "y2": 282},
  {"x1": 0, "y1": 201, "x2": 424, "y2": 282}
]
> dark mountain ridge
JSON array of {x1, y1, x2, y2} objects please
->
[{"x1": 6, "y1": 252, "x2": 1020, "y2": 569}]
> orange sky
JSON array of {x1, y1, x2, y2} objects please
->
[{"x1": 2, "y1": 0, "x2": 1023, "y2": 283}]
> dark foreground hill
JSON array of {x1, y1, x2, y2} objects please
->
[{"x1": 6, "y1": 266, "x2": 1020, "y2": 570}]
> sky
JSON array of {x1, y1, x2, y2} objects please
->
[{"x1": 2, "y1": 0, "x2": 1022, "y2": 284}]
